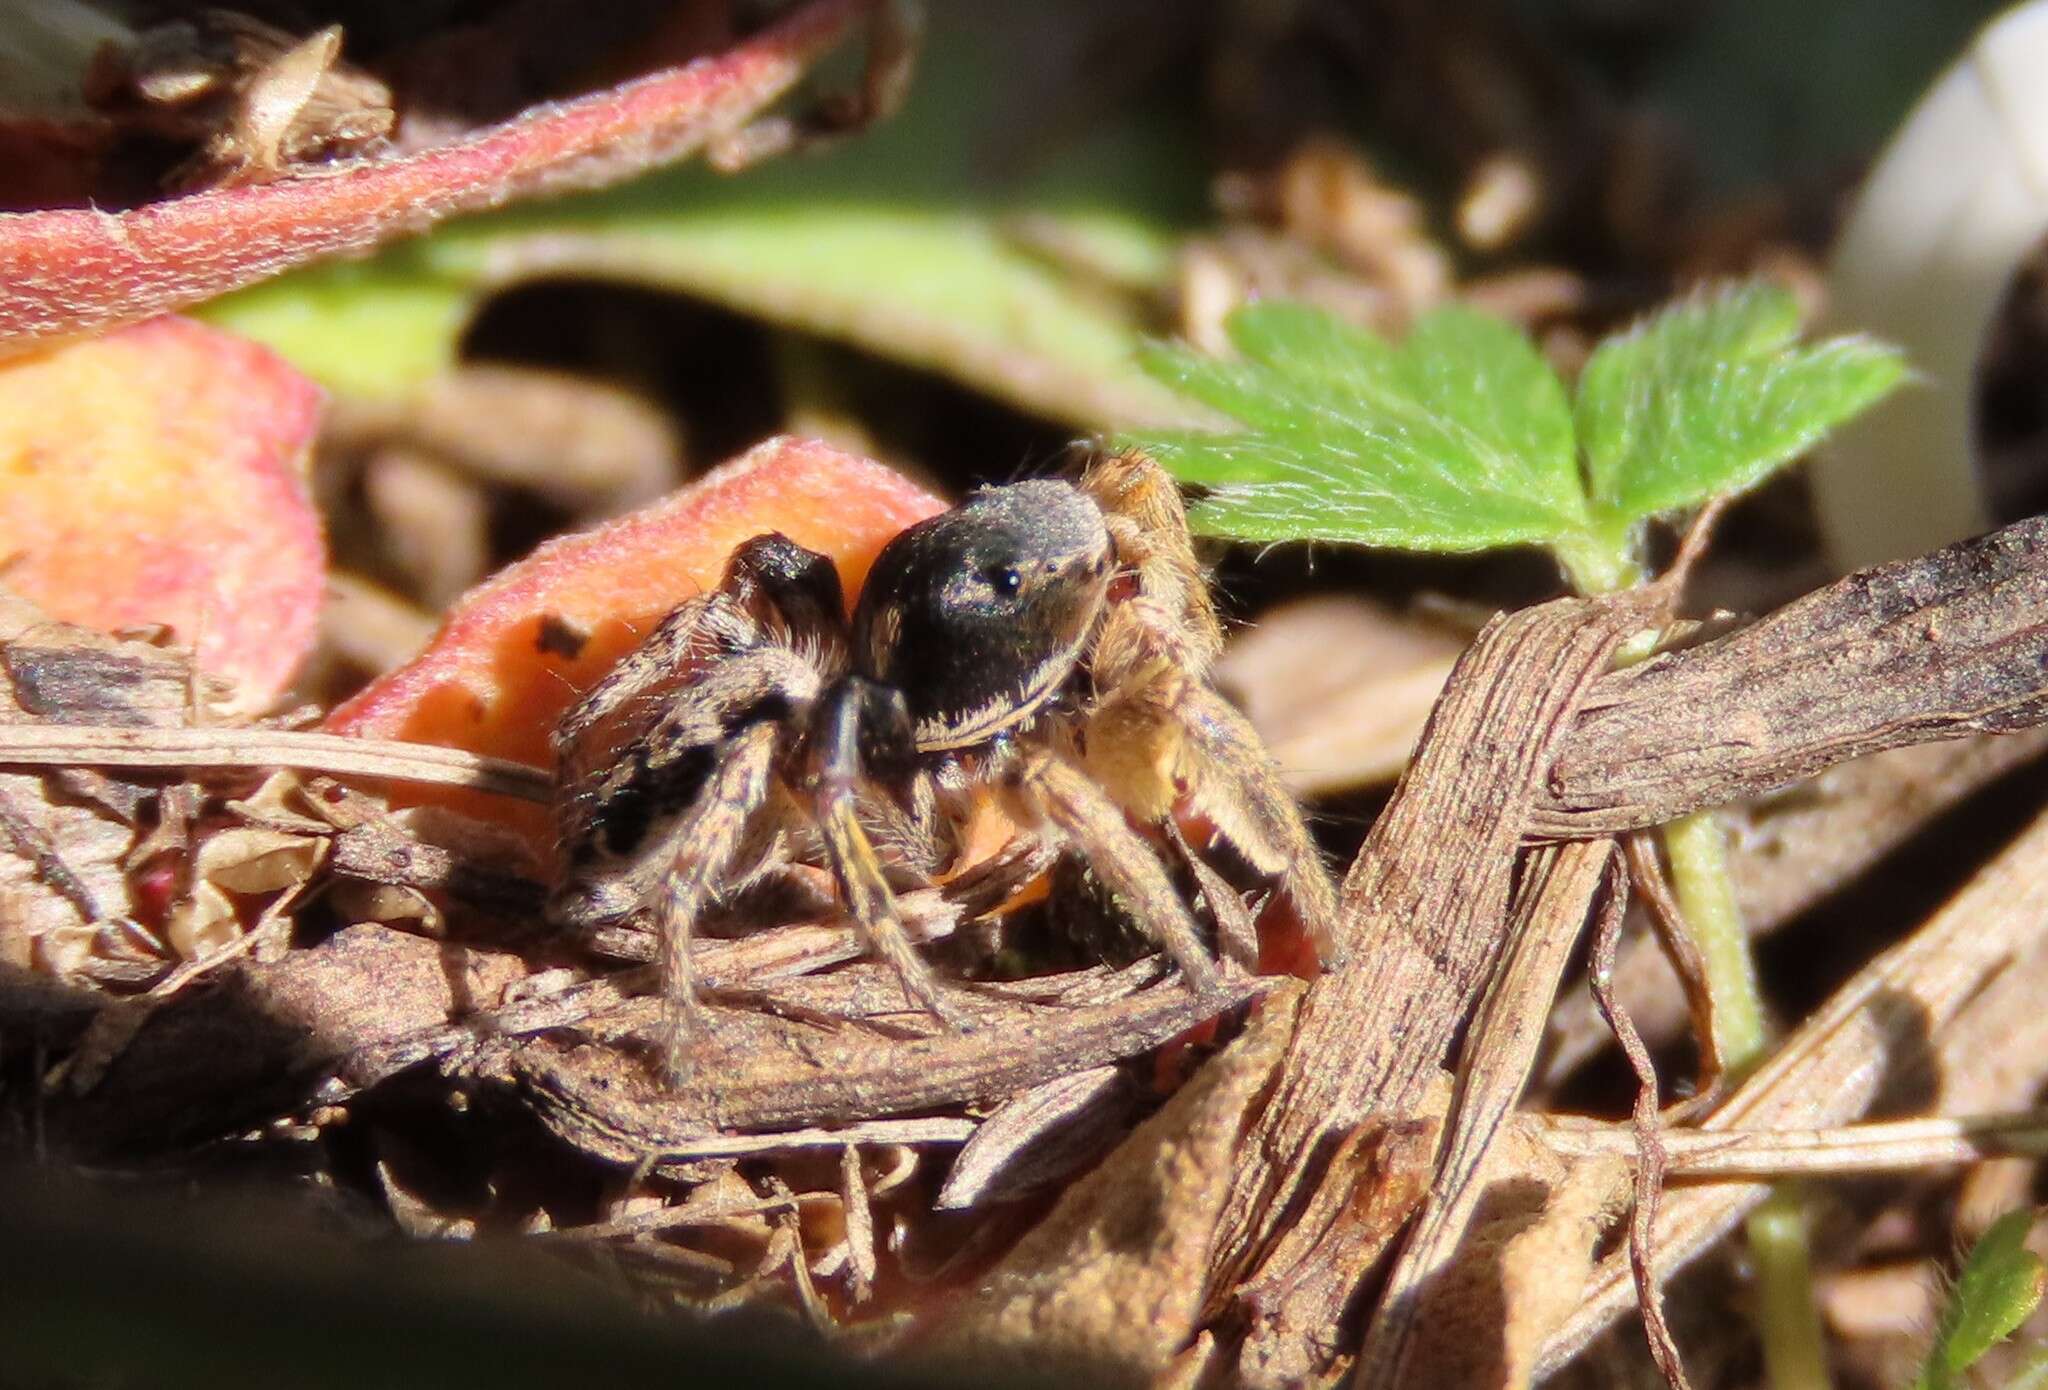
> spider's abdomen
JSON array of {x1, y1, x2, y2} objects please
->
[{"x1": 851, "y1": 480, "x2": 1112, "y2": 752}]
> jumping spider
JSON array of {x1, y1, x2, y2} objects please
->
[{"x1": 549, "y1": 450, "x2": 1338, "y2": 1079}]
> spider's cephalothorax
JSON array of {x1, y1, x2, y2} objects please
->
[
  {"x1": 549, "y1": 451, "x2": 1339, "y2": 1080},
  {"x1": 853, "y1": 479, "x2": 1112, "y2": 751}
]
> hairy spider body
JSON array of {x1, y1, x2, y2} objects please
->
[{"x1": 550, "y1": 451, "x2": 1338, "y2": 1080}]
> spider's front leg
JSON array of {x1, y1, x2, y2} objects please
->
[
  {"x1": 803, "y1": 675, "x2": 968, "y2": 1027},
  {"x1": 1085, "y1": 660, "x2": 1342, "y2": 964},
  {"x1": 644, "y1": 714, "x2": 784, "y2": 1081},
  {"x1": 554, "y1": 641, "x2": 817, "y2": 1082},
  {"x1": 550, "y1": 533, "x2": 848, "y2": 1081},
  {"x1": 1079, "y1": 450, "x2": 1342, "y2": 962},
  {"x1": 1000, "y1": 744, "x2": 1225, "y2": 995}
]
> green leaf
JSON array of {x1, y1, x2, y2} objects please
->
[
  {"x1": 1917, "y1": 1208, "x2": 2046, "y2": 1390},
  {"x1": 1131, "y1": 301, "x2": 1587, "y2": 552},
  {"x1": 1576, "y1": 282, "x2": 1907, "y2": 533},
  {"x1": 203, "y1": 254, "x2": 472, "y2": 401}
]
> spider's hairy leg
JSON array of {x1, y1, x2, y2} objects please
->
[
  {"x1": 1078, "y1": 447, "x2": 1224, "y2": 682},
  {"x1": 553, "y1": 592, "x2": 749, "y2": 770},
  {"x1": 1077, "y1": 448, "x2": 1342, "y2": 963},
  {"x1": 551, "y1": 594, "x2": 758, "y2": 933},
  {"x1": 550, "y1": 542, "x2": 846, "y2": 1080},
  {"x1": 806, "y1": 675, "x2": 967, "y2": 1027},
  {"x1": 552, "y1": 638, "x2": 821, "y2": 1077},
  {"x1": 1175, "y1": 681, "x2": 1342, "y2": 961},
  {"x1": 1085, "y1": 658, "x2": 1342, "y2": 964},
  {"x1": 650, "y1": 718, "x2": 780, "y2": 1081},
  {"x1": 1004, "y1": 749, "x2": 1223, "y2": 995}
]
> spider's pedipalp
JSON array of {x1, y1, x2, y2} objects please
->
[
  {"x1": 1079, "y1": 448, "x2": 1224, "y2": 683},
  {"x1": 723, "y1": 530, "x2": 849, "y2": 659},
  {"x1": 805, "y1": 675, "x2": 966, "y2": 1026}
]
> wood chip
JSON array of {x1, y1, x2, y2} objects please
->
[
  {"x1": 1210, "y1": 591, "x2": 1655, "y2": 1385},
  {"x1": 1539, "y1": 515, "x2": 2048, "y2": 835},
  {"x1": 922, "y1": 985, "x2": 1302, "y2": 1380}
]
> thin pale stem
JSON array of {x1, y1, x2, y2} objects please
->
[
  {"x1": 1749, "y1": 1188, "x2": 1833, "y2": 1390},
  {"x1": 1562, "y1": 527, "x2": 1825, "y2": 1386},
  {"x1": 1668, "y1": 809, "x2": 1826, "y2": 1386},
  {"x1": 0, "y1": 724, "x2": 552, "y2": 801},
  {"x1": 1663, "y1": 811, "x2": 1767, "y2": 1067}
]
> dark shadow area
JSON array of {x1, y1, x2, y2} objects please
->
[
  {"x1": 0, "y1": 1166, "x2": 1068, "y2": 1390},
  {"x1": 1758, "y1": 754, "x2": 2048, "y2": 1027}
]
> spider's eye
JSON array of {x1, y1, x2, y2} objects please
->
[{"x1": 989, "y1": 566, "x2": 1023, "y2": 596}]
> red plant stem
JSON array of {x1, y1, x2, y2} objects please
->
[{"x1": 0, "y1": 0, "x2": 877, "y2": 353}]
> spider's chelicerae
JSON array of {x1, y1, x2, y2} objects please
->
[{"x1": 548, "y1": 449, "x2": 1339, "y2": 1079}]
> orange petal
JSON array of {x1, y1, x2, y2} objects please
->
[{"x1": 0, "y1": 315, "x2": 324, "y2": 705}]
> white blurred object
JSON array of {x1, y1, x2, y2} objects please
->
[{"x1": 1812, "y1": 1, "x2": 2048, "y2": 570}]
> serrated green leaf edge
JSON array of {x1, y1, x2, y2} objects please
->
[
  {"x1": 1136, "y1": 285, "x2": 1904, "y2": 585},
  {"x1": 1129, "y1": 301, "x2": 1591, "y2": 554},
  {"x1": 1575, "y1": 282, "x2": 1799, "y2": 503},
  {"x1": 1575, "y1": 284, "x2": 1907, "y2": 533}
]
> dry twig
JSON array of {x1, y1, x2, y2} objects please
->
[{"x1": 1589, "y1": 854, "x2": 1692, "y2": 1390}]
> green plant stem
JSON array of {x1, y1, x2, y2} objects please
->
[
  {"x1": 1554, "y1": 531, "x2": 1641, "y2": 598},
  {"x1": 1663, "y1": 811, "x2": 1768, "y2": 1067},
  {"x1": 1563, "y1": 536, "x2": 1828, "y2": 1387},
  {"x1": 1749, "y1": 1187, "x2": 1833, "y2": 1390},
  {"x1": 1668, "y1": 805, "x2": 1827, "y2": 1389}
]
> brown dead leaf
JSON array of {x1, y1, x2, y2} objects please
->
[
  {"x1": 840, "y1": 1143, "x2": 878, "y2": 1304},
  {"x1": 1217, "y1": 596, "x2": 1465, "y2": 796},
  {"x1": 919, "y1": 985, "x2": 1301, "y2": 1383},
  {"x1": 1393, "y1": 1129, "x2": 1631, "y2": 1390},
  {"x1": 192, "y1": 825, "x2": 326, "y2": 898},
  {"x1": 85, "y1": 11, "x2": 394, "y2": 190},
  {"x1": 0, "y1": 587, "x2": 213, "y2": 978},
  {"x1": 49, "y1": 923, "x2": 531, "y2": 1156},
  {"x1": 935, "y1": 1065, "x2": 1140, "y2": 1211},
  {"x1": 1542, "y1": 730, "x2": 2048, "y2": 1091},
  {"x1": 1231, "y1": 1105, "x2": 1446, "y2": 1388},
  {"x1": 325, "y1": 365, "x2": 684, "y2": 521},
  {"x1": 513, "y1": 962, "x2": 1270, "y2": 1162}
]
